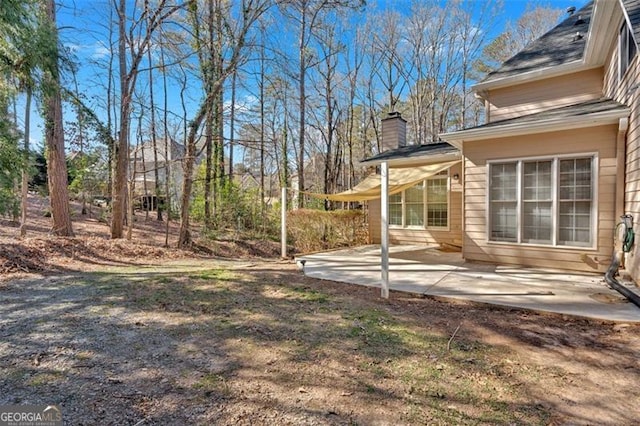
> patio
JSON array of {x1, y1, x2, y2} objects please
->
[{"x1": 295, "y1": 245, "x2": 640, "y2": 322}]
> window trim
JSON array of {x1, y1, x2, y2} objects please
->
[
  {"x1": 389, "y1": 170, "x2": 451, "y2": 231},
  {"x1": 485, "y1": 153, "x2": 598, "y2": 250},
  {"x1": 619, "y1": 20, "x2": 637, "y2": 82}
]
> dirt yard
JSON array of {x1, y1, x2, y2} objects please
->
[{"x1": 1, "y1": 197, "x2": 639, "y2": 425}]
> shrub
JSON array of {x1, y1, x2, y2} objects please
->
[
  {"x1": 191, "y1": 178, "x2": 280, "y2": 239},
  {"x1": 287, "y1": 208, "x2": 369, "y2": 253}
]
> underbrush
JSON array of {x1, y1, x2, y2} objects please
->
[{"x1": 287, "y1": 208, "x2": 369, "y2": 253}]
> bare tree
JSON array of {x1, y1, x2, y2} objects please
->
[
  {"x1": 111, "y1": 0, "x2": 183, "y2": 239},
  {"x1": 474, "y1": 3, "x2": 563, "y2": 75},
  {"x1": 309, "y1": 17, "x2": 344, "y2": 209},
  {"x1": 178, "y1": 0, "x2": 272, "y2": 248},
  {"x1": 147, "y1": 39, "x2": 163, "y2": 221},
  {"x1": 279, "y1": 0, "x2": 364, "y2": 209},
  {"x1": 343, "y1": 21, "x2": 365, "y2": 191},
  {"x1": 454, "y1": 0, "x2": 501, "y2": 128}
]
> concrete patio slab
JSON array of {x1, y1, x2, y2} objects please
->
[{"x1": 296, "y1": 245, "x2": 640, "y2": 322}]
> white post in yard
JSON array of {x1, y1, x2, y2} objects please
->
[
  {"x1": 281, "y1": 187, "x2": 287, "y2": 258},
  {"x1": 380, "y1": 161, "x2": 390, "y2": 298}
]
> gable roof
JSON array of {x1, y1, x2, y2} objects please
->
[
  {"x1": 480, "y1": 1, "x2": 593, "y2": 85},
  {"x1": 440, "y1": 97, "x2": 630, "y2": 147},
  {"x1": 361, "y1": 142, "x2": 459, "y2": 166},
  {"x1": 475, "y1": 0, "x2": 640, "y2": 92}
]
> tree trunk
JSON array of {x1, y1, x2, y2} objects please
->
[
  {"x1": 296, "y1": 7, "x2": 307, "y2": 209},
  {"x1": 214, "y1": 6, "x2": 225, "y2": 219},
  {"x1": 204, "y1": 109, "x2": 213, "y2": 223},
  {"x1": 260, "y1": 39, "x2": 265, "y2": 216},
  {"x1": 229, "y1": 69, "x2": 236, "y2": 179},
  {"x1": 161, "y1": 43, "x2": 171, "y2": 247},
  {"x1": 44, "y1": 0, "x2": 73, "y2": 237},
  {"x1": 111, "y1": 0, "x2": 129, "y2": 239},
  {"x1": 19, "y1": 88, "x2": 31, "y2": 237},
  {"x1": 148, "y1": 46, "x2": 163, "y2": 221},
  {"x1": 178, "y1": 102, "x2": 208, "y2": 248}
]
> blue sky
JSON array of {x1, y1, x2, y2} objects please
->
[{"x1": 21, "y1": 0, "x2": 591, "y2": 150}]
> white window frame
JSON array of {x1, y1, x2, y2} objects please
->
[
  {"x1": 486, "y1": 153, "x2": 598, "y2": 250},
  {"x1": 389, "y1": 170, "x2": 450, "y2": 231},
  {"x1": 619, "y1": 20, "x2": 637, "y2": 81}
]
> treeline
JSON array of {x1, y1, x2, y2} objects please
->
[{"x1": 0, "y1": 0, "x2": 562, "y2": 245}]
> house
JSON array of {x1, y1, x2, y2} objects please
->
[
  {"x1": 363, "y1": 114, "x2": 463, "y2": 248},
  {"x1": 442, "y1": 0, "x2": 638, "y2": 275},
  {"x1": 235, "y1": 170, "x2": 281, "y2": 205},
  {"x1": 129, "y1": 138, "x2": 185, "y2": 210},
  {"x1": 365, "y1": 0, "x2": 640, "y2": 280}
]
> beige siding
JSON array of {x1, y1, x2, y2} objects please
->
[
  {"x1": 368, "y1": 162, "x2": 462, "y2": 246},
  {"x1": 462, "y1": 125, "x2": 618, "y2": 273},
  {"x1": 604, "y1": 19, "x2": 640, "y2": 281},
  {"x1": 487, "y1": 68, "x2": 604, "y2": 122}
]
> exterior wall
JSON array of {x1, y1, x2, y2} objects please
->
[
  {"x1": 486, "y1": 68, "x2": 604, "y2": 122},
  {"x1": 368, "y1": 162, "x2": 463, "y2": 246},
  {"x1": 603, "y1": 12, "x2": 640, "y2": 280},
  {"x1": 462, "y1": 125, "x2": 618, "y2": 272}
]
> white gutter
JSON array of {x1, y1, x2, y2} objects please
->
[{"x1": 440, "y1": 107, "x2": 630, "y2": 149}]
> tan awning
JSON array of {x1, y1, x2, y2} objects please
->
[{"x1": 305, "y1": 160, "x2": 460, "y2": 202}]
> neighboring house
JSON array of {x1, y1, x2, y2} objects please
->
[
  {"x1": 129, "y1": 138, "x2": 185, "y2": 210},
  {"x1": 235, "y1": 171, "x2": 280, "y2": 205},
  {"x1": 365, "y1": 0, "x2": 640, "y2": 278}
]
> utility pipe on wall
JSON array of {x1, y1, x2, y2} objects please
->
[{"x1": 605, "y1": 214, "x2": 640, "y2": 309}]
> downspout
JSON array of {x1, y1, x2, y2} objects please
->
[
  {"x1": 461, "y1": 144, "x2": 466, "y2": 261},
  {"x1": 605, "y1": 118, "x2": 640, "y2": 308},
  {"x1": 615, "y1": 118, "x2": 627, "y2": 220}
]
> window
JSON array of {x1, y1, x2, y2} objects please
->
[
  {"x1": 426, "y1": 177, "x2": 448, "y2": 227},
  {"x1": 488, "y1": 156, "x2": 594, "y2": 247},
  {"x1": 389, "y1": 171, "x2": 449, "y2": 229},
  {"x1": 619, "y1": 21, "x2": 637, "y2": 80},
  {"x1": 405, "y1": 183, "x2": 424, "y2": 226},
  {"x1": 558, "y1": 158, "x2": 592, "y2": 246},
  {"x1": 489, "y1": 163, "x2": 517, "y2": 242},
  {"x1": 522, "y1": 161, "x2": 552, "y2": 244},
  {"x1": 389, "y1": 192, "x2": 403, "y2": 226}
]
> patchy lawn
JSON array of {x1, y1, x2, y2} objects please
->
[{"x1": 1, "y1": 260, "x2": 639, "y2": 425}]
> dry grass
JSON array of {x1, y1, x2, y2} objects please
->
[{"x1": 1, "y1": 261, "x2": 639, "y2": 425}]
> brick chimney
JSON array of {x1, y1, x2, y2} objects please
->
[{"x1": 381, "y1": 111, "x2": 407, "y2": 152}]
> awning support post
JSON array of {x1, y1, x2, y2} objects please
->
[
  {"x1": 281, "y1": 187, "x2": 287, "y2": 259},
  {"x1": 381, "y1": 161, "x2": 389, "y2": 298}
]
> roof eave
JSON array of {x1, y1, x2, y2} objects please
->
[
  {"x1": 360, "y1": 151, "x2": 461, "y2": 168},
  {"x1": 472, "y1": 60, "x2": 591, "y2": 94},
  {"x1": 583, "y1": 0, "x2": 619, "y2": 65},
  {"x1": 439, "y1": 108, "x2": 630, "y2": 145}
]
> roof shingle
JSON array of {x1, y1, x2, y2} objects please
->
[
  {"x1": 481, "y1": 1, "x2": 593, "y2": 83},
  {"x1": 361, "y1": 142, "x2": 458, "y2": 164}
]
